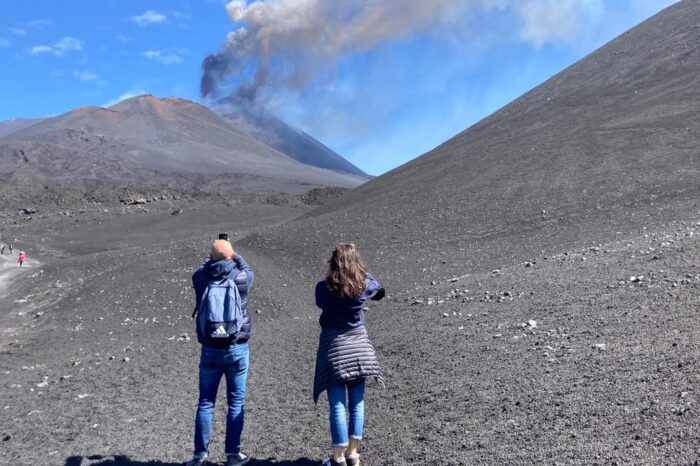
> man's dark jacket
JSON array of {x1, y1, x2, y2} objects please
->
[{"x1": 192, "y1": 254, "x2": 254, "y2": 345}]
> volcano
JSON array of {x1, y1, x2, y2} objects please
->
[
  {"x1": 217, "y1": 105, "x2": 368, "y2": 177},
  {"x1": 0, "y1": 95, "x2": 368, "y2": 205}
]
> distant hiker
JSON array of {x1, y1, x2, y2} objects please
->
[
  {"x1": 0, "y1": 244, "x2": 4, "y2": 255},
  {"x1": 18, "y1": 251, "x2": 25, "y2": 267},
  {"x1": 188, "y1": 239, "x2": 254, "y2": 466},
  {"x1": 313, "y1": 243, "x2": 386, "y2": 466},
  {"x1": 8, "y1": 244, "x2": 12, "y2": 254}
]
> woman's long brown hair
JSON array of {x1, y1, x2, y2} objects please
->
[{"x1": 326, "y1": 243, "x2": 367, "y2": 299}]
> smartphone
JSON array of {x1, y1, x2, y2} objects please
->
[{"x1": 218, "y1": 233, "x2": 229, "y2": 241}]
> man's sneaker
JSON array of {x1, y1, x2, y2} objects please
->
[
  {"x1": 322, "y1": 457, "x2": 346, "y2": 466},
  {"x1": 186, "y1": 455, "x2": 208, "y2": 466},
  {"x1": 345, "y1": 454, "x2": 360, "y2": 466},
  {"x1": 226, "y1": 452, "x2": 251, "y2": 466}
]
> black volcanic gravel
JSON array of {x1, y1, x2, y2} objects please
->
[{"x1": 0, "y1": 201, "x2": 699, "y2": 466}]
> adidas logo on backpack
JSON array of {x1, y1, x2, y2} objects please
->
[{"x1": 195, "y1": 277, "x2": 244, "y2": 345}]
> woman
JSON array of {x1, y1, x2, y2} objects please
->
[
  {"x1": 17, "y1": 251, "x2": 25, "y2": 267},
  {"x1": 313, "y1": 243, "x2": 386, "y2": 466}
]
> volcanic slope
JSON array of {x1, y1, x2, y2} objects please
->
[
  {"x1": 249, "y1": 0, "x2": 700, "y2": 286},
  {"x1": 220, "y1": 106, "x2": 368, "y2": 176},
  {"x1": 0, "y1": 117, "x2": 47, "y2": 139},
  {"x1": 0, "y1": 95, "x2": 367, "y2": 205}
]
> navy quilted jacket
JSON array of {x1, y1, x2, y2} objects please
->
[{"x1": 193, "y1": 254, "x2": 254, "y2": 345}]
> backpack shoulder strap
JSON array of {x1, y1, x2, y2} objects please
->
[{"x1": 192, "y1": 281, "x2": 213, "y2": 318}]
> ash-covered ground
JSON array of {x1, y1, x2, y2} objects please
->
[
  {"x1": 0, "y1": 197, "x2": 698, "y2": 466},
  {"x1": 3, "y1": 4, "x2": 700, "y2": 463}
]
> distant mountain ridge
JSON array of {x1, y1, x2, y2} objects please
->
[{"x1": 0, "y1": 117, "x2": 47, "y2": 139}]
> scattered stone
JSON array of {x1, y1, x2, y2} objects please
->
[{"x1": 593, "y1": 343, "x2": 607, "y2": 351}]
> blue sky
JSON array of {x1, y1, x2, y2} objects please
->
[{"x1": 0, "y1": 0, "x2": 678, "y2": 175}]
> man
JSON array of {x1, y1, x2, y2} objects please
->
[
  {"x1": 188, "y1": 239, "x2": 254, "y2": 466},
  {"x1": 1, "y1": 244, "x2": 4, "y2": 255}
]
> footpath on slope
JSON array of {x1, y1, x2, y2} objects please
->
[
  {"x1": 0, "y1": 251, "x2": 38, "y2": 298},
  {"x1": 0, "y1": 250, "x2": 42, "y2": 348}
]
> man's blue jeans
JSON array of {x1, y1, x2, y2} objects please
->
[
  {"x1": 327, "y1": 379, "x2": 365, "y2": 447},
  {"x1": 193, "y1": 343, "x2": 249, "y2": 457}
]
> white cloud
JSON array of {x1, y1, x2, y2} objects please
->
[
  {"x1": 10, "y1": 28, "x2": 26, "y2": 35},
  {"x1": 30, "y1": 45, "x2": 53, "y2": 54},
  {"x1": 73, "y1": 70, "x2": 100, "y2": 82},
  {"x1": 140, "y1": 49, "x2": 187, "y2": 65},
  {"x1": 0, "y1": 38, "x2": 10, "y2": 48},
  {"x1": 28, "y1": 19, "x2": 53, "y2": 27},
  {"x1": 30, "y1": 36, "x2": 84, "y2": 56},
  {"x1": 130, "y1": 10, "x2": 167, "y2": 26},
  {"x1": 515, "y1": 0, "x2": 604, "y2": 47},
  {"x1": 115, "y1": 35, "x2": 133, "y2": 43},
  {"x1": 103, "y1": 89, "x2": 148, "y2": 107},
  {"x1": 54, "y1": 37, "x2": 83, "y2": 54}
]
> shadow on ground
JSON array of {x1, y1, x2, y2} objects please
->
[{"x1": 64, "y1": 455, "x2": 317, "y2": 466}]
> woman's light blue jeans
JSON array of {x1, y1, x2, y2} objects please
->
[
  {"x1": 193, "y1": 343, "x2": 249, "y2": 458},
  {"x1": 327, "y1": 379, "x2": 365, "y2": 447}
]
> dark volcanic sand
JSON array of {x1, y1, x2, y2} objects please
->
[
  {"x1": 3, "y1": 3, "x2": 700, "y2": 465},
  {"x1": 0, "y1": 199, "x2": 699, "y2": 466}
]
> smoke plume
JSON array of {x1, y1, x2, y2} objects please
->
[
  {"x1": 201, "y1": 0, "x2": 606, "y2": 104},
  {"x1": 200, "y1": 0, "x2": 475, "y2": 102}
]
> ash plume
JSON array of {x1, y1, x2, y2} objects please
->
[
  {"x1": 200, "y1": 0, "x2": 473, "y2": 103},
  {"x1": 201, "y1": 0, "x2": 607, "y2": 108}
]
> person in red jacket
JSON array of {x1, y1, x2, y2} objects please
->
[{"x1": 18, "y1": 251, "x2": 25, "y2": 267}]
